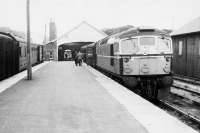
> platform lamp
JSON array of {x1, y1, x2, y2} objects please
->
[{"x1": 26, "y1": 0, "x2": 32, "y2": 80}]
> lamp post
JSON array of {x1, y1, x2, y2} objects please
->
[{"x1": 26, "y1": 0, "x2": 32, "y2": 80}]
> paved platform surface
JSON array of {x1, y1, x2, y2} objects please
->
[{"x1": 0, "y1": 62, "x2": 148, "y2": 133}]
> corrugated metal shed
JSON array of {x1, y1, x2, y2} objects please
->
[{"x1": 171, "y1": 17, "x2": 200, "y2": 36}]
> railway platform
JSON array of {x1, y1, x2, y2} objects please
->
[{"x1": 0, "y1": 61, "x2": 197, "y2": 133}]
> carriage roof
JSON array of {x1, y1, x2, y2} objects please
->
[{"x1": 0, "y1": 32, "x2": 17, "y2": 41}]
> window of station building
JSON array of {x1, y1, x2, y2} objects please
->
[
  {"x1": 178, "y1": 40, "x2": 183, "y2": 55},
  {"x1": 121, "y1": 38, "x2": 138, "y2": 54}
]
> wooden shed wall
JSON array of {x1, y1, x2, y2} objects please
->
[{"x1": 172, "y1": 33, "x2": 200, "y2": 79}]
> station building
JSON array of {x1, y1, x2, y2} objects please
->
[
  {"x1": 56, "y1": 21, "x2": 107, "y2": 61},
  {"x1": 43, "y1": 41, "x2": 57, "y2": 60},
  {"x1": 171, "y1": 17, "x2": 200, "y2": 79}
]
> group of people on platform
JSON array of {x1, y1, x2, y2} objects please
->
[{"x1": 74, "y1": 51, "x2": 83, "y2": 66}]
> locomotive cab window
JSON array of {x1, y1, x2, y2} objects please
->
[
  {"x1": 121, "y1": 38, "x2": 138, "y2": 54},
  {"x1": 140, "y1": 37, "x2": 155, "y2": 45},
  {"x1": 157, "y1": 37, "x2": 171, "y2": 53},
  {"x1": 178, "y1": 41, "x2": 183, "y2": 55}
]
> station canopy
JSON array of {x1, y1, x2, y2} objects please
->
[{"x1": 56, "y1": 21, "x2": 107, "y2": 45}]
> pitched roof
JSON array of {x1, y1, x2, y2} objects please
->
[
  {"x1": 171, "y1": 17, "x2": 200, "y2": 36},
  {"x1": 56, "y1": 21, "x2": 107, "y2": 45}
]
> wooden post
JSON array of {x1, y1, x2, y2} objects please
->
[{"x1": 26, "y1": 0, "x2": 32, "y2": 80}]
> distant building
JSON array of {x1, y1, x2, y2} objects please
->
[
  {"x1": 44, "y1": 20, "x2": 58, "y2": 60},
  {"x1": 171, "y1": 17, "x2": 200, "y2": 78}
]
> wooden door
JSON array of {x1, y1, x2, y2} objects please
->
[
  {"x1": 186, "y1": 37, "x2": 195, "y2": 77},
  {"x1": 173, "y1": 38, "x2": 187, "y2": 76},
  {"x1": 193, "y1": 36, "x2": 200, "y2": 78}
]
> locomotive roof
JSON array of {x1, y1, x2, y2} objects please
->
[{"x1": 113, "y1": 27, "x2": 170, "y2": 39}]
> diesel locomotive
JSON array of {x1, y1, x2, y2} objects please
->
[{"x1": 82, "y1": 27, "x2": 173, "y2": 99}]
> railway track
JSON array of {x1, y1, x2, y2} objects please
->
[
  {"x1": 95, "y1": 68, "x2": 200, "y2": 131},
  {"x1": 160, "y1": 100, "x2": 200, "y2": 123},
  {"x1": 159, "y1": 97, "x2": 200, "y2": 131},
  {"x1": 156, "y1": 76, "x2": 200, "y2": 131},
  {"x1": 173, "y1": 75, "x2": 200, "y2": 86},
  {"x1": 171, "y1": 77, "x2": 200, "y2": 104}
]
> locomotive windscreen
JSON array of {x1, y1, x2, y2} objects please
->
[
  {"x1": 140, "y1": 37, "x2": 155, "y2": 45},
  {"x1": 121, "y1": 38, "x2": 138, "y2": 54},
  {"x1": 157, "y1": 37, "x2": 171, "y2": 52}
]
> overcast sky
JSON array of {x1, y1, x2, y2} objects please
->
[{"x1": 0, "y1": 0, "x2": 200, "y2": 43}]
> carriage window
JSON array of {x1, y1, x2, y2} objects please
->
[
  {"x1": 20, "y1": 47, "x2": 22, "y2": 57},
  {"x1": 140, "y1": 37, "x2": 155, "y2": 45},
  {"x1": 178, "y1": 41, "x2": 183, "y2": 55},
  {"x1": 121, "y1": 38, "x2": 138, "y2": 54}
]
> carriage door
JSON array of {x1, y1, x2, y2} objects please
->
[{"x1": 186, "y1": 37, "x2": 195, "y2": 77}]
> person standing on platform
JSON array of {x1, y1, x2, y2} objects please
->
[
  {"x1": 76, "y1": 51, "x2": 83, "y2": 66},
  {"x1": 74, "y1": 51, "x2": 78, "y2": 66}
]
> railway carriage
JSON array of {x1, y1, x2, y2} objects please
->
[
  {"x1": 17, "y1": 37, "x2": 39, "y2": 71},
  {"x1": 0, "y1": 32, "x2": 19, "y2": 80},
  {"x1": 81, "y1": 45, "x2": 87, "y2": 62},
  {"x1": 82, "y1": 43, "x2": 97, "y2": 67},
  {"x1": 0, "y1": 31, "x2": 44, "y2": 81},
  {"x1": 95, "y1": 27, "x2": 173, "y2": 99}
]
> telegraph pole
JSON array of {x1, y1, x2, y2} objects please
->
[{"x1": 26, "y1": 0, "x2": 32, "y2": 80}]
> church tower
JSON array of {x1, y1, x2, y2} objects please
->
[
  {"x1": 49, "y1": 19, "x2": 57, "y2": 41},
  {"x1": 43, "y1": 19, "x2": 58, "y2": 61}
]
